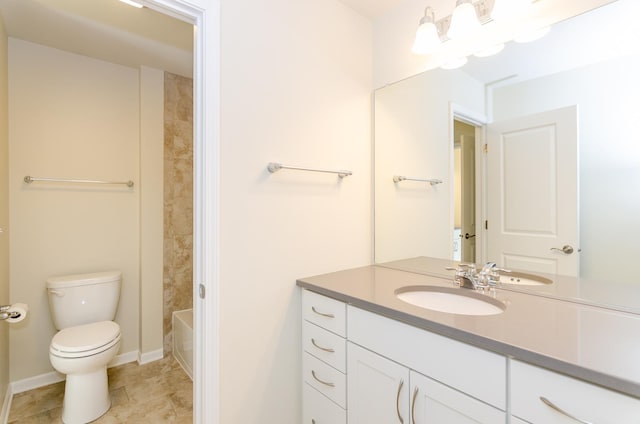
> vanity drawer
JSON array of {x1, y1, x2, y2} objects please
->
[
  {"x1": 303, "y1": 352, "x2": 346, "y2": 408},
  {"x1": 302, "y1": 383, "x2": 346, "y2": 424},
  {"x1": 303, "y1": 321, "x2": 346, "y2": 373},
  {"x1": 511, "y1": 360, "x2": 640, "y2": 423},
  {"x1": 302, "y1": 290, "x2": 346, "y2": 337}
]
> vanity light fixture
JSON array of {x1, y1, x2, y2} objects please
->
[
  {"x1": 447, "y1": 0, "x2": 482, "y2": 40},
  {"x1": 119, "y1": 0, "x2": 144, "y2": 8},
  {"x1": 412, "y1": 7, "x2": 442, "y2": 54}
]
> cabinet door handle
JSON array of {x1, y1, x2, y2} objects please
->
[
  {"x1": 411, "y1": 386, "x2": 418, "y2": 424},
  {"x1": 540, "y1": 396, "x2": 594, "y2": 424},
  {"x1": 396, "y1": 379, "x2": 404, "y2": 424},
  {"x1": 311, "y1": 338, "x2": 335, "y2": 353},
  {"x1": 311, "y1": 306, "x2": 335, "y2": 318},
  {"x1": 311, "y1": 370, "x2": 335, "y2": 387}
]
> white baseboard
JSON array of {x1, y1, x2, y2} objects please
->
[
  {"x1": 0, "y1": 384, "x2": 12, "y2": 424},
  {"x1": 138, "y1": 348, "x2": 164, "y2": 365},
  {"x1": 11, "y1": 350, "x2": 139, "y2": 395}
]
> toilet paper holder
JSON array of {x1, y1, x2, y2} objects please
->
[{"x1": 0, "y1": 305, "x2": 22, "y2": 320}]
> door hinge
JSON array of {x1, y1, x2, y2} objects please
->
[
  {"x1": 485, "y1": 220, "x2": 488, "y2": 230},
  {"x1": 199, "y1": 283, "x2": 206, "y2": 299},
  {"x1": 483, "y1": 143, "x2": 488, "y2": 153}
]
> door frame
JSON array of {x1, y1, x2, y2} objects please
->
[
  {"x1": 144, "y1": 1, "x2": 220, "y2": 423},
  {"x1": 449, "y1": 103, "x2": 487, "y2": 264}
]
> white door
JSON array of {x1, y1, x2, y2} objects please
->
[
  {"x1": 486, "y1": 106, "x2": 579, "y2": 276},
  {"x1": 347, "y1": 342, "x2": 410, "y2": 424},
  {"x1": 410, "y1": 371, "x2": 505, "y2": 423},
  {"x1": 460, "y1": 134, "x2": 476, "y2": 263}
]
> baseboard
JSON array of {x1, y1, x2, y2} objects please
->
[
  {"x1": 11, "y1": 350, "x2": 139, "y2": 395},
  {"x1": 138, "y1": 348, "x2": 164, "y2": 365},
  {"x1": 0, "y1": 384, "x2": 12, "y2": 424}
]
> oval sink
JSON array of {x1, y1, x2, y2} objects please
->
[
  {"x1": 499, "y1": 272, "x2": 552, "y2": 286},
  {"x1": 395, "y1": 286, "x2": 505, "y2": 316}
]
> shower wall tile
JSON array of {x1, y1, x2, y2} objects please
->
[{"x1": 163, "y1": 72, "x2": 193, "y2": 355}]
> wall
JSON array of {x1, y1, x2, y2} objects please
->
[
  {"x1": 8, "y1": 39, "x2": 141, "y2": 381},
  {"x1": 163, "y1": 71, "x2": 193, "y2": 354},
  {"x1": 219, "y1": 0, "x2": 372, "y2": 422},
  {"x1": 374, "y1": 68, "x2": 484, "y2": 263},
  {"x1": 491, "y1": 54, "x2": 640, "y2": 282},
  {"x1": 0, "y1": 11, "x2": 10, "y2": 411}
]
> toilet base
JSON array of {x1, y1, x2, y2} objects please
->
[{"x1": 61, "y1": 367, "x2": 111, "y2": 424}]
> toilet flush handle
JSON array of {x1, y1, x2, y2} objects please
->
[{"x1": 49, "y1": 289, "x2": 65, "y2": 297}]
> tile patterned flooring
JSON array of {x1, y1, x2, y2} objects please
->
[{"x1": 8, "y1": 356, "x2": 193, "y2": 423}]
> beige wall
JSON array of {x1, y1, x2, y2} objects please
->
[
  {"x1": 163, "y1": 72, "x2": 193, "y2": 354},
  {"x1": 8, "y1": 39, "x2": 141, "y2": 380},
  {"x1": 0, "y1": 12, "x2": 10, "y2": 407},
  {"x1": 219, "y1": 0, "x2": 372, "y2": 422}
]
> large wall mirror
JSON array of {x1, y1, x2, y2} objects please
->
[{"x1": 374, "y1": 0, "x2": 640, "y2": 306}]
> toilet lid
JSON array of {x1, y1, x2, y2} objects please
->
[{"x1": 51, "y1": 321, "x2": 121, "y2": 354}]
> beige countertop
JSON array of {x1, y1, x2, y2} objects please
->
[{"x1": 297, "y1": 264, "x2": 640, "y2": 399}]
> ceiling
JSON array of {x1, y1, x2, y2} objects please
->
[{"x1": 0, "y1": 0, "x2": 193, "y2": 76}]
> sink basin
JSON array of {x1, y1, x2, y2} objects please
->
[
  {"x1": 499, "y1": 272, "x2": 552, "y2": 286},
  {"x1": 395, "y1": 286, "x2": 505, "y2": 316}
]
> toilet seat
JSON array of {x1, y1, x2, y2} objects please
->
[{"x1": 50, "y1": 321, "x2": 121, "y2": 359}]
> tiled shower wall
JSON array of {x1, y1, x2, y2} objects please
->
[{"x1": 163, "y1": 72, "x2": 193, "y2": 354}]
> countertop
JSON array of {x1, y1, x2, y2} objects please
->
[{"x1": 297, "y1": 264, "x2": 640, "y2": 399}]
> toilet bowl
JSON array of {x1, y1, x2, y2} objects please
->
[
  {"x1": 50, "y1": 321, "x2": 121, "y2": 424},
  {"x1": 46, "y1": 271, "x2": 122, "y2": 424}
]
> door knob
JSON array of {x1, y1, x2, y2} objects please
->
[
  {"x1": 459, "y1": 233, "x2": 476, "y2": 239},
  {"x1": 550, "y1": 245, "x2": 574, "y2": 254}
]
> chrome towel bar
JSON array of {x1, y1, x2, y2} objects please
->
[
  {"x1": 267, "y1": 162, "x2": 352, "y2": 178},
  {"x1": 393, "y1": 175, "x2": 442, "y2": 186},
  {"x1": 24, "y1": 176, "x2": 134, "y2": 188}
]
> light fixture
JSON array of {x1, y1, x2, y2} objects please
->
[
  {"x1": 119, "y1": 0, "x2": 144, "y2": 8},
  {"x1": 447, "y1": 0, "x2": 481, "y2": 40},
  {"x1": 491, "y1": 0, "x2": 531, "y2": 21},
  {"x1": 412, "y1": 7, "x2": 442, "y2": 54}
]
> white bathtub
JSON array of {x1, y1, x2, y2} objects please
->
[{"x1": 172, "y1": 308, "x2": 193, "y2": 380}]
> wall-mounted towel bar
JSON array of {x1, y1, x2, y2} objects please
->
[
  {"x1": 24, "y1": 176, "x2": 134, "y2": 188},
  {"x1": 393, "y1": 175, "x2": 443, "y2": 186},
  {"x1": 267, "y1": 162, "x2": 352, "y2": 178}
]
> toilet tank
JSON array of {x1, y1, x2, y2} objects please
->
[{"x1": 47, "y1": 271, "x2": 122, "y2": 330}]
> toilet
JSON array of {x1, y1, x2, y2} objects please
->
[{"x1": 47, "y1": 271, "x2": 122, "y2": 424}]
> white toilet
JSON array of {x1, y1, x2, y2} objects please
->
[{"x1": 47, "y1": 271, "x2": 122, "y2": 424}]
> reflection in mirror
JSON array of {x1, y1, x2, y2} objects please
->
[{"x1": 374, "y1": 0, "x2": 640, "y2": 307}]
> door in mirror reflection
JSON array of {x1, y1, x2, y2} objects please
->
[
  {"x1": 486, "y1": 106, "x2": 579, "y2": 276},
  {"x1": 453, "y1": 120, "x2": 476, "y2": 263}
]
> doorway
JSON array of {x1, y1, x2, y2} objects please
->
[{"x1": 453, "y1": 120, "x2": 477, "y2": 263}]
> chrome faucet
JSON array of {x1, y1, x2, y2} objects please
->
[{"x1": 446, "y1": 262, "x2": 511, "y2": 291}]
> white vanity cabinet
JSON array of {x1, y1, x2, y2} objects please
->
[
  {"x1": 347, "y1": 342, "x2": 504, "y2": 424},
  {"x1": 511, "y1": 360, "x2": 640, "y2": 424},
  {"x1": 301, "y1": 290, "x2": 347, "y2": 424}
]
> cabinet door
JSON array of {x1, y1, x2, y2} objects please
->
[
  {"x1": 347, "y1": 342, "x2": 410, "y2": 424},
  {"x1": 410, "y1": 371, "x2": 506, "y2": 424}
]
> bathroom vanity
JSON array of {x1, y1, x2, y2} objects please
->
[{"x1": 298, "y1": 262, "x2": 640, "y2": 423}]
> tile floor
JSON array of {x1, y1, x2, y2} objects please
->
[{"x1": 8, "y1": 356, "x2": 192, "y2": 423}]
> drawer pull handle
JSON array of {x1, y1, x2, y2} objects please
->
[
  {"x1": 411, "y1": 386, "x2": 418, "y2": 424},
  {"x1": 311, "y1": 306, "x2": 335, "y2": 318},
  {"x1": 540, "y1": 397, "x2": 594, "y2": 424},
  {"x1": 396, "y1": 379, "x2": 404, "y2": 423},
  {"x1": 311, "y1": 370, "x2": 335, "y2": 387},
  {"x1": 311, "y1": 338, "x2": 335, "y2": 353}
]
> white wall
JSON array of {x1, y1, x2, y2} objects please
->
[
  {"x1": 219, "y1": 0, "x2": 372, "y2": 422},
  {"x1": 491, "y1": 54, "x2": 640, "y2": 282},
  {"x1": 374, "y1": 68, "x2": 484, "y2": 263},
  {"x1": 8, "y1": 39, "x2": 141, "y2": 381}
]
